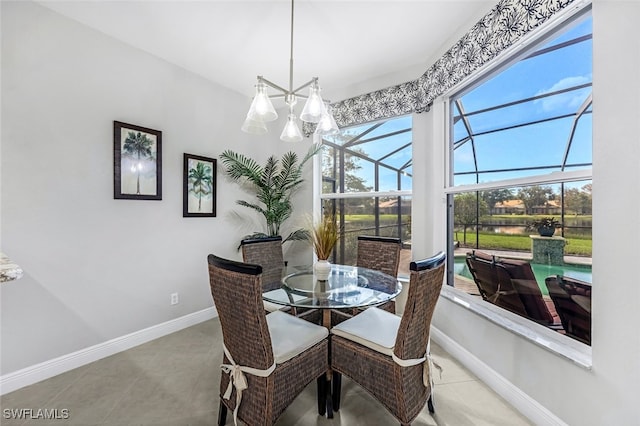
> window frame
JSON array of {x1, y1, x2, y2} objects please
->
[
  {"x1": 440, "y1": 6, "x2": 593, "y2": 363},
  {"x1": 315, "y1": 115, "x2": 413, "y2": 272}
]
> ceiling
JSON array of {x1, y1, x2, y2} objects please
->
[{"x1": 38, "y1": 1, "x2": 496, "y2": 102}]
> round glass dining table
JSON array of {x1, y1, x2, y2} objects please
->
[{"x1": 262, "y1": 263, "x2": 402, "y2": 328}]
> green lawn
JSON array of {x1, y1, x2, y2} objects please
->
[
  {"x1": 456, "y1": 231, "x2": 592, "y2": 256},
  {"x1": 485, "y1": 214, "x2": 592, "y2": 226},
  {"x1": 342, "y1": 214, "x2": 592, "y2": 256},
  {"x1": 345, "y1": 214, "x2": 404, "y2": 223}
]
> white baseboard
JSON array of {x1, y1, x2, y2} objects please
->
[
  {"x1": 0, "y1": 307, "x2": 218, "y2": 395},
  {"x1": 430, "y1": 326, "x2": 567, "y2": 426}
]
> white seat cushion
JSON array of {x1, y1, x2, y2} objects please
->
[
  {"x1": 263, "y1": 300, "x2": 288, "y2": 313},
  {"x1": 266, "y1": 310, "x2": 329, "y2": 364},
  {"x1": 331, "y1": 306, "x2": 400, "y2": 356},
  {"x1": 262, "y1": 289, "x2": 308, "y2": 312}
]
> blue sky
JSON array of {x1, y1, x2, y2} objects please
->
[
  {"x1": 324, "y1": 115, "x2": 413, "y2": 192},
  {"x1": 324, "y1": 15, "x2": 593, "y2": 194},
  {"x1": 453, "y1": 16, "x2": 593, "y2": 187}
]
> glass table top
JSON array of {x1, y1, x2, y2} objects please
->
[{"x1": 262, "y1": 264, "x2": 401, "y2": 309}]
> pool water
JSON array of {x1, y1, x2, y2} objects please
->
[{"x1": 454, "y1": 257, "x2": 592, "y2": 295}]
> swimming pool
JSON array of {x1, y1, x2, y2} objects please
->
[{"x1": 454, "y1": 257, "x2": 592, "y2": 295}]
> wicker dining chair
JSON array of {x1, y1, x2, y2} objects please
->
[
  {"x1": 241, "y1": 236, "x2": 323, "y2": 323},
  {"x1": 334, "y1": 235, "x2": 401, "y2": 321},
  {"x1": 241, "y1": 236, "x2": 285, "y2": 291},
  {"x1": 356, "y1": 235, "x2": 402, "y2": 278},
  {"x1": 241, "y1": 236, "x2": 291, "y2": 313},
  {"x1": 208, "y1": 254, "x2": 330, "y2": 426},
  {"x1": 330, "y1": 252, "x2": 446, "y2": 426}
]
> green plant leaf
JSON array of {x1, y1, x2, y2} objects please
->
[
  {"x1": 283, "y1": 228, "x2": 311, "y2": 244},
  {"x1": 221, "y1": 144, "x2": 321, "y2": 241}
]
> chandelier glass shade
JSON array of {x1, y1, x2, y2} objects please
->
[
  {"x1": 240, "y1": 115, "x2": 268, "y2": 135},
  {"x1": 280, "y1": 111, "x2": 304, "y2": 142},
  {"x1": 241, "y1": 0, "x2": 338, "y2": 142},
  {"x1": 246, "y1": 81, "x2": 278, "y2": 123},
  {"x1": 316, "y1": 103, "x2": 339, "y2": 136}
]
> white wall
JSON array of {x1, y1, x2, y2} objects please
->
[
  {"x1": 0, "y1": 1, "x2": 313, "y2": 375},
  {"x1": 413, "y1": 1, "x2": 640, "y2": 424},
  {"x1": 411, "y1": 104, "x2": 448, "y2": 261}
]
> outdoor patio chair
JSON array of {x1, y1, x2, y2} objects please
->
[
  {"x1": 545, "y1": 275, "x2": 592, "y2": 345},
  {"x1": 466, "y1": 251, "x2": 560, "y2": 326},
  {"x1": 496, "y1": 258, "x2": 560, "y2": 326},
  {"x1": 208, "y1": 254, "x2": 329, "y2": 425},
  {"x1": 465, "y1": 251, "x2": 528, "y2": 316},
  {"x1": 330, "y1": 252, "x2": 446, "y2": 426}
]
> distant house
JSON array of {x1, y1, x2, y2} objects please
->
[
  {"x1": 531, "y1": 199, "x2": 562, "y2": 215},
  {"x1": 492, "y1": 199, "x2": 525, "y2": 215},
  {"x1": 379, "y1": 198, "x2": 412, "y2": 215},
  {"x1": 492, "y1": 199, "x2": 562, "y2": 215}
]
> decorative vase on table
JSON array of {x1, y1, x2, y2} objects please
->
[
  {"x1": 314, "y1": 259, "x2": 332, "y2": 281},
  {"x1": 309, "y1": 214, "x2": 340, "y2": 282}
]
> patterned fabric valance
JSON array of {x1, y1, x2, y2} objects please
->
[{"x1": 326, "y1": 0, "x2": 578, "y2": 130}]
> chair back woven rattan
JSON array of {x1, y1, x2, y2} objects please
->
[
  {"x1": 395, "y1": 253, "x2": 446, "y2": 363},
  {"x1": 356, "y1": 235, "x2": 401, "y2": 278},
  {"x1": 354, "y1": 236, "x2": 401, "y2": 316},
  {"x1": 241, "y1": 236, "x2": 285, "y2": 291},
  {"x1": 331, "y1": 251, "x2": 446, "y2": 426},
  {"x1": 241, "y1": 236, "x2": 322, "y2": 321},
  {"x1": 208, "y1": 254, "x2": 329, "y2": 425}
]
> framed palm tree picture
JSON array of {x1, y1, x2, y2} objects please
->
[
  {"x1": 183, "y1": 153, "x2": 216, "y2": 217},
  {"x1": 113, "y1": 121, "x2": 162, "y2": 200}
]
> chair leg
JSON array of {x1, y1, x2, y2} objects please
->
[
  {"x1": 326, "y1": 393, "x2": 333, "y2": 418},
  {"x1": 427, "y1": 395, "x2": 435, "y2": 413},
  {"x1": 331, "y1": 372, "x2": 342, "y2": 411},
  {"x1": 317, "y1": 375, "x2": 327, "y2": 416},
  {"x1": 218, "y1": 400, "x2": 228, "y2": 425}
]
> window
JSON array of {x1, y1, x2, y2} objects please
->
[
  {"x1": 320, "y1": 116, "x2": 412, "y2": 275},
  {"x1": 447, "y1": 12, "x2": 593, "y2": 345}
]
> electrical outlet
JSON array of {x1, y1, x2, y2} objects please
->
[{"x1": 170, "y1": 293, "x2": 179, "y2": 305}]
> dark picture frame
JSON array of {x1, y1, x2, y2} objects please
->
[
  {"x1": 183, "y1": 153, "x2": 216, "y2": 217},
  {"x1": 113, "y1": 121, "x2": 162, "y2": 200}
]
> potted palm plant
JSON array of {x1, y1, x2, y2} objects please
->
[
  {"x1": 308, "y1": 215, "x2": 340, "y2": 281},
  {"x1": 220, "y1": 144, "x2": 321, "y2": 246},
  {"x1": 527, "y1": 217, "x2": 562, "y2": 237}
]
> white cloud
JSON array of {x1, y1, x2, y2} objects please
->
[{"x1": 534, "y1": 75, "x2": 591, "y2": 113}]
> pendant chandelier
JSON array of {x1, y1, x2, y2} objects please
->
[{"x1": 241, "y1": 0, "x2": 339, "y2": 142}]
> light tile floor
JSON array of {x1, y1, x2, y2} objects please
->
[{"x1": 1, "y1": 318, "x2": 532, "y2": 425}]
